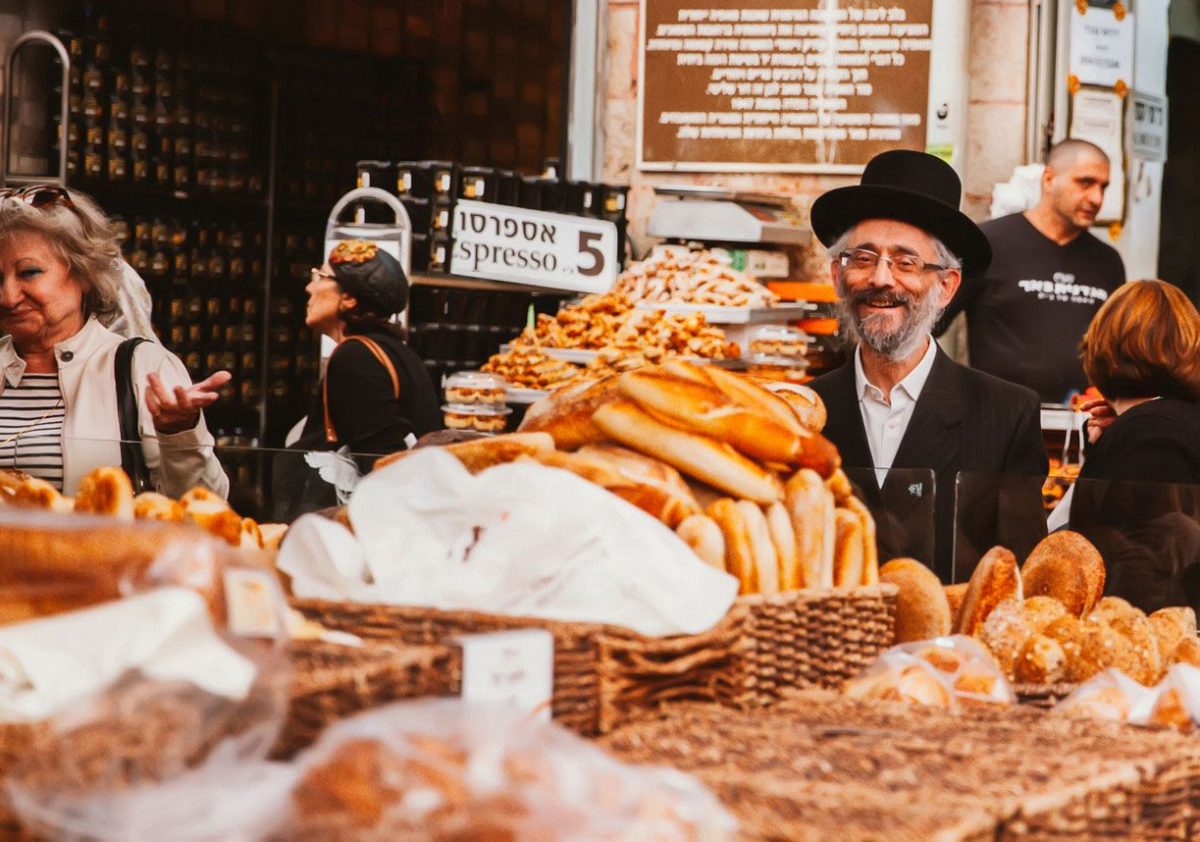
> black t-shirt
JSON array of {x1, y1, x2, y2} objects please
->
[{"x1": 938, "y1": 213, "x2": 1125, "y2": 403}]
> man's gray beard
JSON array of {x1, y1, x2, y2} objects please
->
[{"x1": 834, "y1": 282, "x2": 945, "y2": 361}]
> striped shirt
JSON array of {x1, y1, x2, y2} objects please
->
[{"x1": 0, "y1": 373, "x2": 65, "y2": 490}]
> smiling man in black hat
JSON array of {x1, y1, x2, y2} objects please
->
[{"x1": 807, "y1": 150, "x2": 1049, "y2": 582}]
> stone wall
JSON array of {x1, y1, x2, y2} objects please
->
[{"x1": 601, "y1": 0, "x2": 1032, "y2": 278}]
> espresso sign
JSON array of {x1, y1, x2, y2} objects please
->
[{"x1": 638, "y1": 0, "x2": 934, "y2": 173}]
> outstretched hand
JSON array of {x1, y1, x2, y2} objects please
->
[
  {"x1": 145, "y1": 370, "x2": 232, "y2": 434},
  {"x1": 1078, "y1": 397, "x2": 1115, "y2": 444}
]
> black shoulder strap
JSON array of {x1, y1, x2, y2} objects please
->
[{"x1": 115, "y1": 337, "x2": 152, "y2": 492}]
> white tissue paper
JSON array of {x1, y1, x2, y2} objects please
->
[
  {"x1": 278, "y1": 448, "x2": 739, "y2": 637},
  {"x1": 0, "y1": 588, "x2": 258, "y2": 722}
]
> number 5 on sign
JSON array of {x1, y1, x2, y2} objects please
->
[{"x1": 452, "y1": 200, "x2": 619, "y2": 293}]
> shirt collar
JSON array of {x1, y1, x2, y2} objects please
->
[{"x1": 854, "y1": 336, "x2": 939, "y2": 404}]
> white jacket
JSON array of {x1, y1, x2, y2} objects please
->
[{"x1": 0, "y1": 318, "x2": 229, "y2": 498}]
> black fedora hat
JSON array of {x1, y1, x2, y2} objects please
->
[{"x1": 810, "y1": 150, "x2": 992, "y2": 277}]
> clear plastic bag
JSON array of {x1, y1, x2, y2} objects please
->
[
  {"x1": 1057, "y1": 663, "x2": 1200, "y2": 729},
  {"x1": 845, "y1": 635, "x2": 1015, "y2": 709},
  {"x1": 0, "y1": 510, "x2": 291, "y2": 840},
  {"x1": 277, "y1": 699, "x2": 738, "y2": 842}
]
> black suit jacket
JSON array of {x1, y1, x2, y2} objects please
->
[
  {"x1": 1070, "y1": 398, "x2": 1200, "y2": 613},
  {"x1": 809, "y1": 346, "x2": 1049, "y2": 582}
]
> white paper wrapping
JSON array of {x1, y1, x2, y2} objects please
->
[
  {"x1": 279, "y1": 449, "x2": 739, "y2": 637},
  {"x1": 0, "y1": 588, "x2": 258, "y2": 722}
]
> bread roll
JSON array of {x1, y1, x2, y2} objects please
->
[
  {"x1": 1042, "y1": 615, "x2": 1087, "y2": 681},
  {"x1": 784, "y1": 469, "x2": 834, "y2": 589},
  {"x1": 738, "y1": 501, "x2": 780, "y2": 595},
  {"x1": 1020, "y1": 595, "x2": 1068, "y2": 633},
  {"x1": 576, "y1": 443, "x2": 695, "y2": 499},
  {"x1": 955, "y1": 546, "x2": 1022, "y2": 636},
  {"x1": 978, "y1": 600, "x2": 1031, "y2": 680},
  {"x1": 765, "y1": 502, "x2": 800, "y2": 591},
  {"x1": 133, "y1": 492, "x2": 185, "y2": 522},
  {"x1": 844, "y1": 497, "x2": 878, "y2": 586},
  {"x1": 259, "y1": 523, "x2": 289, "y2": 552},
  {"x1": 592, "y1": 400, "x2": 784, "y2": 504},
  {"x1": 707, "y1": 498, "x2": 757, "y2": 595},
  {"x1": 180, "y1": 487, "x2": 243, "y2": 547},
  {"x1": 675, "y1": 514, "x2": 726, "y2": 571},
  {"x1": 1151, "y1": 607, "x2": 1197, "y2": 668},
  {"x1": 375, "y1": 432, "x2": 555, "y2": 473},
  {"x1": 517, "y1": 377, "x2": 619, "y2": 450},
  {"x1": 522, "y1": 449, "x2": 699, "y2": 527},
  {"x1": 833, "y1": 509, "x2": 864, "y2": 588},
  {"x1": 1023, "y1": 531, "x2": 1105, "y2": 616},
  {"x1": 879, "y1": 558, "x2": 951, "y2": 644},
  {"x1": 1013, "y1": 633, "x2": 1067, "y2": 684},
  {"x1": 1171, "y1": 635, "x2": 1200, "y2": 668},
  {"x1": 11, "y1": 477, "x2": 74, "y2": 513},
  {"x1": 943, "y1": 582, "x2": 968, "y2": 630},
  {"x1": 73, "y1": 466, "x2": 135, "y2": 520},
  {"x1": 1071, "y1": 617, "x2": 1138, "y2": 683},
  {"x1": 1154, "y1": 605, "x2": 1197, "y2": 636}
]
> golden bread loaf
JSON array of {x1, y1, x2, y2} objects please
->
[
  {"x1": 1150, "y1": 607, "x2": 1197, "y2": 667},
  {"x1": 663, "y1": 360, "x2": 803, "y2": 435},
  {"x1": 943, "y1": 582, "x2": 969, "y2": 630},
  {"x1": 1090, "y1": 597, "x2": 1160, "y2": 684},
  {"x1": 879, "y1": 558, "x2": 951, "y2": 644},
  {"x1": 521, "y1": 449, "x2": 699, "y2": 527},
  {"x1": 1171, "y1": 635, "x2": 1200, "y2": 669},
  {"x1": 517, "y1": 377, "x2": 620, "y2": 450},
  {"x1": 575, "y1": 443, "x2": 694, "y2": 498},
  {"x1": 1070, "y1": 618, "x2": 1138, "y2": 683},
  {"x1": 832, "y1": 508, "x2": 865, "y2": 588},
  {"x1": 760, "y1": 381, "x2": 827, "y2": 432},
  {"x1": 784, "y1": 469, "x2": 834, "y2": 590},
  {"x1": 73, "y1": 466, "x2": 135, "y2": 520},
  {"x1": 706, "y1": 498, "x2": 758, "y2": 595},
  {"x1": 675, "y1": 514, "x2": 727, "y2": 571},
  {"x1": 825, "y1": 468, "x2": 854, "y2": 505},
  {"x1": 844, "y1": 496, "x2": 878, "y2": 585},
  {"x1": 592, "y1": 399, "x2": 784, "y2": 503},
  {"x1": 1013, "y1": 633, "x2": 1067, "y2": 684},
  {"x1": 1149, "y1": 688, "x2": 1193, "y2": 732},
  {"x1": 764, "y1": 501, "x2": 800, "y2": 592},
  {"x1": 1022, "y1": 531, "x2": 1105, "y2": 616},
  {"x1": 955, "y1": 546, "x2": 1022, "y2": 636},
  {"x1": 1020, "y1": 595, "x2": 1068, "y2": 633},
  {"x1": 738, "y1": 500, "x2": 780, "y2": 595},
  {"x1": 180, "y1": 487, "x2": 243, "y2": 546},
  {"x1": 374, "y1": 432, "x2": 555, "y2": 473},
  {"x1": 1042, "y1": 615, "x2": 1086, "y2": 680}
]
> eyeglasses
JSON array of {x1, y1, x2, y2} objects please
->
[
  {"x1": 0, "y1": 185, "x2": 74, "y2": 210},
  {"x1": 838, "y1": 247, "x2": 949, "y2": 280},
  {"x1": 310, "y1": 267, "x2": 337, "y2": 282}
]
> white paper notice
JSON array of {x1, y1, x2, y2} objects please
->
[
  {"x1": 1068, "y1": 7, "x2": 1134, "y2": 89},
  {"x1": 458, "y1": 629, "x2": 554, "y2": 721}
]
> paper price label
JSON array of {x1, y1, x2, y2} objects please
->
[
  {"x1": 451, "y1": 200, "x2": 618, "y2": 294},
  {"x1": 224, "y1": 568, "x2": 286, "y2": 639},
  {"x1": 458, "y1": 629, "x2": 554, "y2": 720}
]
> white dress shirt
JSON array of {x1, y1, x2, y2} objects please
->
[{"x1": 854, "y1": 337, "x2": 939, "y2": 486}]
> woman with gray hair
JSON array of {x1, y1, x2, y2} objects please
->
[{"x1": 0, "y1": 185, "x2": 228, "y2": 497}]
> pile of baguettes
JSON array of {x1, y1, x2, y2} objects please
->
[
  {"x1": 0, "y1": 466, "x2": 286, "y2": 551},
  {"x1": 379, "y1": 360, "x2": 880, "y2": 594}
]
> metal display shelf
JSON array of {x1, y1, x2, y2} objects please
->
[
  {"x1": 506, "y1": 387, "x2": 550, "y2": 404},
  {"x1": 497, "y1": 344, "x2": 598, "y2": 364},
  {"x1": 1040, "y1": 405, "x2": 1086, "y2": 432},
  {"x1": 633, "y1": 301, "x2": 816, "y2": 323}
]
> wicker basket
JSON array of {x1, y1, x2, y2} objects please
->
[
  {"x1": 600, "y1": 690, "x2": 1200, "y2": 841},
  {"x1": 1013, "y1": 682, "x2": 1079, "y2": 709},
  {"x1": 276, "y1": 639, "x2": 463, "y2": 759},
  {"x1": 292, "y1": 585, "x2": 897, "y2": 736}
]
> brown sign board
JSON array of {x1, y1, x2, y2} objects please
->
[{"x1": 637, "y1": 0, "x2": 934, "y2": 173}]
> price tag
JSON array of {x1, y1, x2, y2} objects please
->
[
  {"x1": 224, "y1": 568, "x2": 286, "y2": 639},
  {"x1": 458, "y1": 629, "x2": 554, "y2": 720},
  {"x1": 451, "y1": 200, "x2": 618, "y2": 293}
]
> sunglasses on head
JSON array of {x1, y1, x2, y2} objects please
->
[{"x1": 0, "y1": 185, "x2": 73, "y2": 209}]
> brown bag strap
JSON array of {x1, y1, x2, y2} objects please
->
[{"x1": 324, "y1": 336, "x2": 401, "y2": 444}]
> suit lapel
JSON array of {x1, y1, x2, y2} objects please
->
[
  {"x1": 885, "y1": 347, "x2": 965, "y2": 491},
  {"x1": 818, "y1": 361, "x2": 876, "y2": 491}
]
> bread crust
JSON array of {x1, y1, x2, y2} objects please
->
[
  {"x1": 833, "y1": 508, "x2": 864, "y2": 588},
  {"x1": 517, "y1": 377, "x2": 620, "y2": 450},
  {"x1": 955, "y1": 546, "x2": 1021, "y2": 636},
  {"x1": 879, "y1": 558, "x2": 951, "y2": 644},
  {"x1": 844, "y1": 496, "x2": 878, "y2": 585},
  {"x1": 592, "y1": 399, "x2": 784, "y2": 503},
  {"x1": 784, "y1": 469, "x2": 834, "y2": 589},
  {"x1": 675, "y1": 514, "x2": 727, "y2": 570},
  {"x1": 760, "y1": 381, "x2": 827, "y2": 432},
  {"x1": 1023, "y1": 531, "x2": 1105, "y2": 616},
  {"x1": 943, "y1": 582, "x2": 968, "y2": 630},
  {"x1": 738, "y1": 501, "x2": 780, "y2": 595},
  {"x1": 707, "y1": 498, "x2": 757, "y2": 595},
  {"x1": 375, "y1": 432, "x2": 555, "y2": 473},
  {"x1": 764, "y1": 502, "x2": 799, "y2": 592}
]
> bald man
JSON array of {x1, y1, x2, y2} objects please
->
[{"x1": 937, "y1": 139, "x2": 1126, "y2": 403}]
